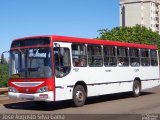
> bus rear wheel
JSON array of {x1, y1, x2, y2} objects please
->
[
  {"x1": 73, "y1": 85, "x2": 86, "y2": 107},
  {"x1": 132, "y1": 80, "x2": 141, "y2": 97}
]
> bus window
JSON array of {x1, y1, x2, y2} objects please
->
[
  {"x1": 140, "y1": 49, "x2": 150, "y2": 66},
  {"x1": 117, "y1": 47, "x2": 129, "y2": 66},
  {"x1": 87, "y1": 45, "x2": 103, "y2": 67},
  {"x1": 72, "y1": 44, "x2": 87, "y2": 67},
  {"x1": 150, "y1": 50, "x2": 158, "y2": 66},
  {"x1": 54, "y1": 47, "x2": 71, "y2": 78},
  {"x1": 103, "y1": 46, "x2": 117, "y2": 66},
  {"x1": 129, "y1": 48, "x2": 140, "y2": 67},
  {"x1": 27, "y1": 48, "x2": 52, "y2": 78}
]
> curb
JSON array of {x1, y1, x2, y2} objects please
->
[{"x1": 0, "y1": 87, "x2": 8, "y2": 94}]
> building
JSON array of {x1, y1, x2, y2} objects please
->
[{"x1": 120, "y1": 0, "x2": 160, "y2": 33}]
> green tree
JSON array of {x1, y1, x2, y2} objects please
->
[
  {"x1": 97, "y1": 25, "x2": 160, "y2": 51},
  {"x1": 0, "y1": 63, "x2": 8, "y2": 87}
]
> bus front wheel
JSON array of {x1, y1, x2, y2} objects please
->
[
  {"x1": 132, "y1": 80, "x2": 141, "y2": 97},
  {"x1": 73, "y1": 85, "x2": 86, "y2": 107}
]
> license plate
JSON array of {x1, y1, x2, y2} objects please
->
[{"x1": 20, "y1": 94, "x2": 34, "y2": 100}]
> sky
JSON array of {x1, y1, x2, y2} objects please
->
[{"x1": 0, "y1": 0, "x2": 119, "y2": 55}]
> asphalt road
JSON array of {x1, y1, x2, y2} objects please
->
[{"x1": 0, "y1": 86, "x2": 160, "y2": 120}]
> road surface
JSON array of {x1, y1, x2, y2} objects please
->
[{"x1": 0, "y1": 86, "x2": 160, "y2": 120}]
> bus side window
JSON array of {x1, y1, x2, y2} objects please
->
[
  {"x1": 117, "y1": 47, "x2": 129, "y2": 66},
  {"x1": 150, "y1": 50, "x2": 158, "y2": 66},
  {"x1": 130, "y1": 48, "x2": 140, "y2": 67},
  {"x1": 87, "y1": 45, "x2": 103, "y2": 67},
  {"x1": 72, "y1": 44, "x2": 87, "y2": 67},
  {"x1": 140, "y1": 49, "x2": 150, "y2": 66},
  {"x1": 103, "y1": 46, "x2": 117, "y2": 66}
]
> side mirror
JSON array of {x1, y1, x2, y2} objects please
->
[{"x1": 1, "y1": 51, "x2": 9, "y2": 64}]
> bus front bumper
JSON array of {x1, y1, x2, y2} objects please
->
[{"x1": 8, "y1": 91, "x2": 54, "y2": 101}]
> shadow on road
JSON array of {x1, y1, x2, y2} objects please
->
[
  {"x1": 85, "y1": 91, "x2": 153, "y2": 105},
  {"x1": 3, "y1": 91, "x2": 154, "y2": 111}
]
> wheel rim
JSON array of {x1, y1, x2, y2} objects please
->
[
  {"x1": 76, "y1": 90, "x2": 84, "y2": 102},
  {"x1": 134, "y1": 85, "x2": 140, "y2": 95}
]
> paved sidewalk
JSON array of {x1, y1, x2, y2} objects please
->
[
  {"x1": 0, "y1": 95, "x2": 9, "y2": 104},
  {"x1": 0, "y1": 87, "x2": 9, "y2": 104},
  {"x1": 0, "y1": 95, "x2": 20, "y2": 105},
  {"x1": 0, "y1": 95, "x2": 8, "y2": 99}
]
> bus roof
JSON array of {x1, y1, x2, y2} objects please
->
[
  {"x1": 12, "y1": 35, "x2": 157, "y2": 49},
  {"x1": 51, "y1": 35, "x2": 157, "y2": 49}
]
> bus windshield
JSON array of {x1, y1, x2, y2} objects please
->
[{"x1": 9, "y1": 48, "x2": 52, "y2": 78}]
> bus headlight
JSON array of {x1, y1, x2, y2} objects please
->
[
  {"x1": 8, "y1": 87, "x2": 18, "y2": 93},
  {"x1": 37, "y1": 86, "x2": 48, "y2": 93}
]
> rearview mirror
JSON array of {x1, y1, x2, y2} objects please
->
[{"x1": 1, "y1": 51, "x2": 9, "y2": 64}]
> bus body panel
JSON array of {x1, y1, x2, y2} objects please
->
[
  {"x1": 8, "y1": 91, "x2": 54, "y2": 101},
  {"x1": 55, "y1": 66, "x2": 160, "y2": 101},
  {"x1": 53, "y1": 41, "x2": 160, "y2": 101},
  {"x1": 8, "y1": 78, "x2": 55, "y2": 101}
]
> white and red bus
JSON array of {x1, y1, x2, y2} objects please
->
[{"x1": 8, "y1": 35, "x2": 160, "y2": 107}]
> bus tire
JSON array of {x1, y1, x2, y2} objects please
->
[
  {"x1": 132, "y1": 80, "x2": 141, "y2": 97},
  {"x1": 73, "y1": 85, "x2": 86, "y2": 107}
]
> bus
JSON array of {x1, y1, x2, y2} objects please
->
[{"x1": 8, "y1": 35, "x2": 160, "y2": 107}]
